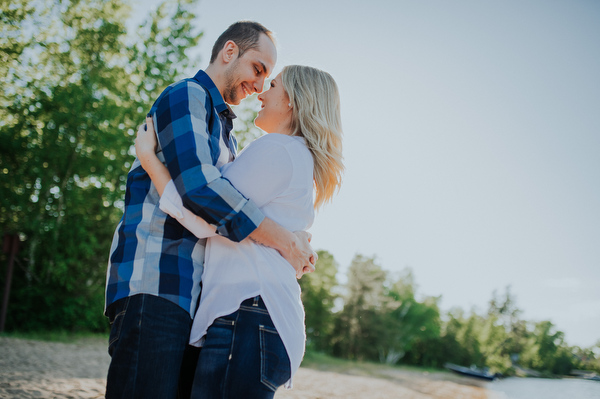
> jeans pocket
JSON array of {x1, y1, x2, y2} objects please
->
[
  {"x1": 204, "y1": 316, "x2": 235, "y2": 350},
  {"x1": 259, "y1": 324, "x2": 291, "y2": 391},
  {"x1": 107, "y1": 297, "x2": 129, "y2": 356}
]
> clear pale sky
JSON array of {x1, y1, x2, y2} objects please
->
[{"x1": 133, "y1": 0, "x2": 600, "y2": 348}]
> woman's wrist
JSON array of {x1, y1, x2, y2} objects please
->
[{"x1": 137, "y1": 152, "x2": 151, "y2": 168}]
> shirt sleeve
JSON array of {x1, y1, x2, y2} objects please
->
[
  {"x1": 152, "y1": 81, "x2": 264, "y2": 242},
  {"x1": 160, "y1": 180, "x2": 217, "y2": 238},
  {"x1": 157, "y1": 135, "x2": 295, "y2": 241},
  {"x1": 220, "y1": 135, "x2": 294, "y2": 209}
]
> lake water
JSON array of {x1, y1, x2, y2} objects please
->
[{"x1": 487, "y1": 377, "x2": 600, "y2": 399}]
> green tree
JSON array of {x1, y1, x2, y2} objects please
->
[
  {"x1": 520, "y1": 320, "x2": 575, "y2": 374},
  {"x1": 378, "y1": 269, "x2": 441, "y2": 364},
  {"x1": 231, "y1": 94, "x2": 264, "y2": 150},
  {"x1": 450, "y1": 309, "x2": 485, "y2": 367},
  {"x1": 431, "y1": 289, "x2": 526, "y2": 374},
  {"x1": 331, "y1": 258, "x2": 444, "y2": 364},
  {"x1": 332, "y1": 254, "x2": 388, "y2": 360},
  {"x1": 572, "y1": 341, "x2": 600, "y2": 374},
  {"x1": 298, "y1": 249, "x2": 340, "y2": 352},
  {"x1": 0, "y1": 0, "x2": 201, "y2": 332},
  {"x1": 478, "y1": 288, "x2": 523, "y2": 373},
  {"x1": 436, "y1": 289, "x2": 577, "y2": 376}
]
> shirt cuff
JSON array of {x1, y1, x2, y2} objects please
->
[
  {"x1": 159, "y1": 180, "x2": 184, "y2": 219},
  {"x1": 216, "y1": 199, "x2": 265, "y2": 242}
]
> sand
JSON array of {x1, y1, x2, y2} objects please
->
[
  {"x1": 0, "y1": 337, "x2": 108, "y2": 398},
  {"x1": 0, "y1": 336, "x2": 491, "y2": 398}
]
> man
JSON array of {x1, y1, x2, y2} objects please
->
[{"x1": 105, "y1": 21, "x2": 315, "y2": 398}]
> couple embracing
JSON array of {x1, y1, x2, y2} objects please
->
[{"x1": 104, "y1": 21, "x2": 344, "y2": 398}]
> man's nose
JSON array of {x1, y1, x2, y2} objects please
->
[{"x1": 254, "y1": 78, "x2": 266, "y2": 93}]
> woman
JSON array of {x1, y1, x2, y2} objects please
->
[{"x1": 135, "y1": 65, "x2": 343, "y2": 398}]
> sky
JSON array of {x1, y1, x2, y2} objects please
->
[{"x1": 132, "y1": 0, "x2": 600, "y2": 348}]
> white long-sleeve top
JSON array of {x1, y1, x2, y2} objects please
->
[{"x1": 159, "y1": 133, "x2": 314, "y2": 386}]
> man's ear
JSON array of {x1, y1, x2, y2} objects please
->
[{"x1": 221, "y1": 40, "x2": 239, "y2": 64}]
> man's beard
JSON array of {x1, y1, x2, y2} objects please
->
[{"x1": 223, "y1": 59, "x2": 241, "y2": 104}]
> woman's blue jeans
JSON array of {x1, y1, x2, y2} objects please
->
[{"x1": 191, "y1": 296, "x2": 291, "y2": 398}]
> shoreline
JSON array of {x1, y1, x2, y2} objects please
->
[
  {"x1": 0, "y1": 336, "x2": 491, "y2": 398},
  {"x1": 278, "y1": 367, "x2": 490, "y2": 399}
]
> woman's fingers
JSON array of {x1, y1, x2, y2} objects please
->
[
  {"x1": 146, "y1": 113, "x2": 154, "y2": 132},
  {"x1": 135, "y1": 116, "x2": 157, "y2": 156}
]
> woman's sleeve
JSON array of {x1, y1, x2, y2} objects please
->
[
  {"x1": 159, "y1": 136, "x2": 294, "y2": 239},
  {"x1": 160, "y1": 180, "x2": 217, "y2": 238},
  {"x1": 221, "y1": 136, "x2": 293, "y2": 208}
]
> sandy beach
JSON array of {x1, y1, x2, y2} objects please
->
[{"x1": 0, "y1": 336, "x2": 492, "y2": 398}]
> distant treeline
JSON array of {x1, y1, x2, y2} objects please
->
[
  {"x1": 1, "y1": 0, "x2": 598, "y2": 378},
  {"x1": 299, "y1": 252, "x2": 600, "y2": 376}
]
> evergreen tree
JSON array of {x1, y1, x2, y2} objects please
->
[{"x1": 332, "y1": 254, "x2": 387, "y2": 360}]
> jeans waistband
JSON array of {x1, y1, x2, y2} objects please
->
[{"x1": 240, "y1": 295, "x2": 267, "y2": 310}]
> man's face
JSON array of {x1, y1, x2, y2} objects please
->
[{"x1": 222, "y1": 34, "x2": 277, "y2": 105}]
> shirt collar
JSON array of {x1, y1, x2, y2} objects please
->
[
  {"x1": 222, "y1": 104, "x2": 237, "y2": 121},
  {"x1": 192, "y1": 69, "x2": 234, "y2": 118}
]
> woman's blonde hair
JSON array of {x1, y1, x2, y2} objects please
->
[{"x1": 281, "y1": 65, "x2": 344, "y2": 210}]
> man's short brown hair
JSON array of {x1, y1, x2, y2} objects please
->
[{"x1": 210, "y1": 21, "x2": 275, "y2": 64}]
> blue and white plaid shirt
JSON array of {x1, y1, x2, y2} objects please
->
[{"x1": 105, "y1": 70, "x2": 265, "y2": 317}]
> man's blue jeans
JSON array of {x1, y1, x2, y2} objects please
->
[
  {"x1": 105, "y1": 294, "x2": 193, "y2": 399},
  {"x1": 191, "y1": 296, "x2": 291, "y2": 398}
]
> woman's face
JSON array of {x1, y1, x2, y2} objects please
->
[{"x1": 255, "y1": 72, "x2": 292, "y2": 134}]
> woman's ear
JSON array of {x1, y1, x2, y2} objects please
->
[{"x1": 222, "y1": 40, "x2": 239, "y2": 63}]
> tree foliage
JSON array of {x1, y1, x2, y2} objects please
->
[
  {"x1": 331, "y1": 254, "x2": 388, "y2": 360},
  {"x1": 299, "y1": 253, "x2": 599, "y2": 376},
  {"x1": 329, "y1": 256, "x2": 441, "y2": 364},
  {"x1": 298, "y1": 250, "x2": 339, "y2": 352},
  {"x1": 380, "y1": 270, "x2": 441, "y2": 364},
  {"x1": 231, "y1": 94, "x2": 263, "y2": 150},
  {"x1": 1, "y1": 0, "x2": 201, "y2": 332}
]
